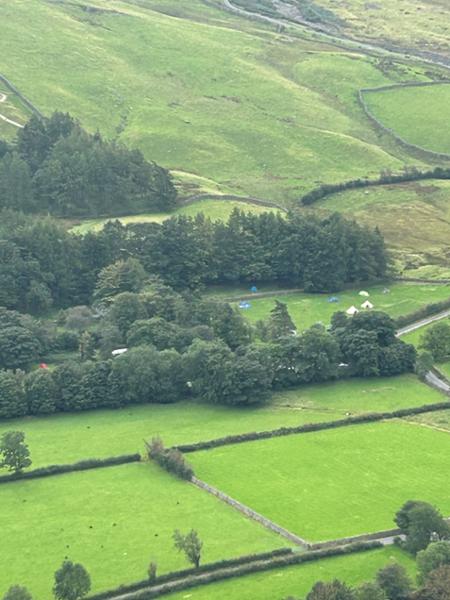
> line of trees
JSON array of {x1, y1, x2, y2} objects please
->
[
  {"x1": 0, "y1": 112, "x2": 177, "y2": 217},
  {"x1": 0, "y1": 206, "x2": 388, "y2": 315},
  {"x1": 0, "y1": 287, "x2": 416, "y2": 417},
  {"x1": 300, "y1": 166, "x2": 450, "y2": 206}
]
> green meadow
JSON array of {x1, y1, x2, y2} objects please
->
[
  {"x1": 363, "y1": 84, "x2": 450, "y2": 154},
  {"x1": 0, "y1": 374, "x2": 437, "y2": 468},
  {"x1": 0, "y1": 462, "x2": 284, "y2": 598},
  {"x1": 189, "y1": 421, "x2": 450, "y2": 541},
  {"x1": 235, "y1": 282, "x2": 450, "y2": 330},
  {"x1": 70, "y1": 199, "x2": 280, "y2": 234},
  {"x1": 0, "y1": 0, "x2": 426, "y2": 202},
  {"x1": 166, "y1": 546, "x2": 415, "y2": 600}
]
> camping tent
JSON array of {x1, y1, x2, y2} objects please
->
[
  {"x1": 359, "y1": 290, "x2": 370, "y2": 297},
  {"x1": 346, "y1": 306, "x2": 359, "y2": 316},
  {"x1": 239, "y1": 301, "x2": 251, "y2": 309},
  {"x1": 361, "y1": 300, "x2": 374, "y2": 310}
]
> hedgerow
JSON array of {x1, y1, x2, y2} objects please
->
[{"x1": 0, "y1": 454, "x2": 141, "y2": 483}]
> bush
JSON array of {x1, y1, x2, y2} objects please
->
[
  {"x1": 54, "y1": 330, "x2": 79, "y2": 352},
  {"x1": 147, "y1": 437, "x2": 193, "y2": 480}
]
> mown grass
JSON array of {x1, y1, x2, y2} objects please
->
[
  {"x1": 0, "y1": 0, "x2": 425, "y2": 202},
  {"x1": 0, "y1": 374, "x2": 437, "y2": 468},
  {"x1": 313, "y1": 179, "x2": 450, "y2": 277},
  {"x1": 165, "y1": 546, "x2": 415, "y2": 600},
  {"x1": 69, "y1": 199, "x2": 280, "y2": 234},
  {"x1": 236, "y1": 282, "x2": 450, "y2": 329},
  {"x1": 189, "y1": 421, "x2": 450, "y2": 541},
  {"x1": 0, "y1": 462, "x2": 285, "y2": 598},
  {"x1": 364, "y1": 85, "x2": 450, "y2": 154}
]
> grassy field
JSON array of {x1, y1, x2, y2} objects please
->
[
  {"x1": 313, "y1": 179, "x2": 450, "y2": 277},
  {"x1": 166, "y1": 546, "x2": 415, "y2": 600},
  {"x1": 234, "y1": 282, "x2": 450, "y2": 330},
  {"x1": 363, "y1": 85, "x2": 450, "y2": 155},
  {"x1": 0, "y1": 0, "x2": 430, "y2": 203},
  {"x1": 0, "y1": 462, "x2": 285, "y2": 598},
  {"x1": 70, "y1": 199, "x2": 280, "y2": 234},
  {"x1": 0, "y1": 374, "x2": 438, "y2": 468},
  {"x1": 189, "y1": 421, "x2": 450, "y2": 541}
]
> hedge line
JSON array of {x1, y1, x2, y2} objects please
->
[
  {"x1": 175, "y1": 402, "x2": 450, "y2": 453},
  {"x1": 300, "y1": 166, "x2": 450, "y2": 206},
  {"x1": 86, "y1": 548, "x2": 293, "y2": 600},
  {"x1": 395, "y1": 297, "x2": 450, "y2": 328},
  {"x1": 0, "y1": 454, "x2": 141, "y2": 484},
  {"x1": 117, "y1": 541, "x2": 384, "y2": 600}
]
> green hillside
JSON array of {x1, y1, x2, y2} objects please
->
[{"x1": 0, "y1": 0, "x2": 433, "y2": 203}]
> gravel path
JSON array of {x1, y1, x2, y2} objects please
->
[{"x1": 0, "y1": 91, "x2": 24, "y2": 128}]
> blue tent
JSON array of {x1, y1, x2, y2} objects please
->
[
  {"x1": 328, "y1": 296, "x2": 339, "y2": 303},
  {"x1": 239, "y1": 301, "x2": 251, "y2": 309},
  {"x1": 250, "y1": 286, "x2": 258, "y2": 293}
]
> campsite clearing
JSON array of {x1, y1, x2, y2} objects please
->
[{"x1": 235, "y1": 282, "x2": 450, "y2": 330}]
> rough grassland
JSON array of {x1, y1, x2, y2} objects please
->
[
  {"x1": 0, "y1": 0, "x2": 426, "y2": 202},
  {"x1": 166, "y1": 546, "x2": 415, "y2": 600},
  {"x1": 70, "y1": 199, "x2": 280, "y2": 234},
  {"x1": 409, "y1": 408, "x2": 450, "y2": 434},
  {"x1": 189, "y1": 421, "x2": 450, "y2": 541},
  {"x1": 0, "y1": 463, "x2": 285, "y2": 598},
  {"x1": 313, "y1": 180, "x2": 450, "y2": 277},
  {"x1": 237, "y1": 282, "x2": 450, "y2": 329},
  {"x1": 315, "y1": 0, "x2": 450, "y2": 60},
  {"x1": 0, "y1": 375, "x2": 438, "y2": 468},
  {"x1": 364, "y1": 85, "x2": 450, "y2": 154}
]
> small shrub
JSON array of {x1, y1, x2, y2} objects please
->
[{"x1": 147, "y1": 437, "x2": 193, "y2": 480}]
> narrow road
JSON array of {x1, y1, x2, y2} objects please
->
[
  {"x1": 0, "y1": 92, "x2": 24, "y2": 128},
  {"x1": 425, "y1": 370, "x2": 450, "y2": 394},
  {"x1": 396, "y1": 309, "x2": 450, "y2": 337}
]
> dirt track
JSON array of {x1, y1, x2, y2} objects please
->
[{"x1": 0, "y1": 91, "x2": 24, "y2": 128}]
